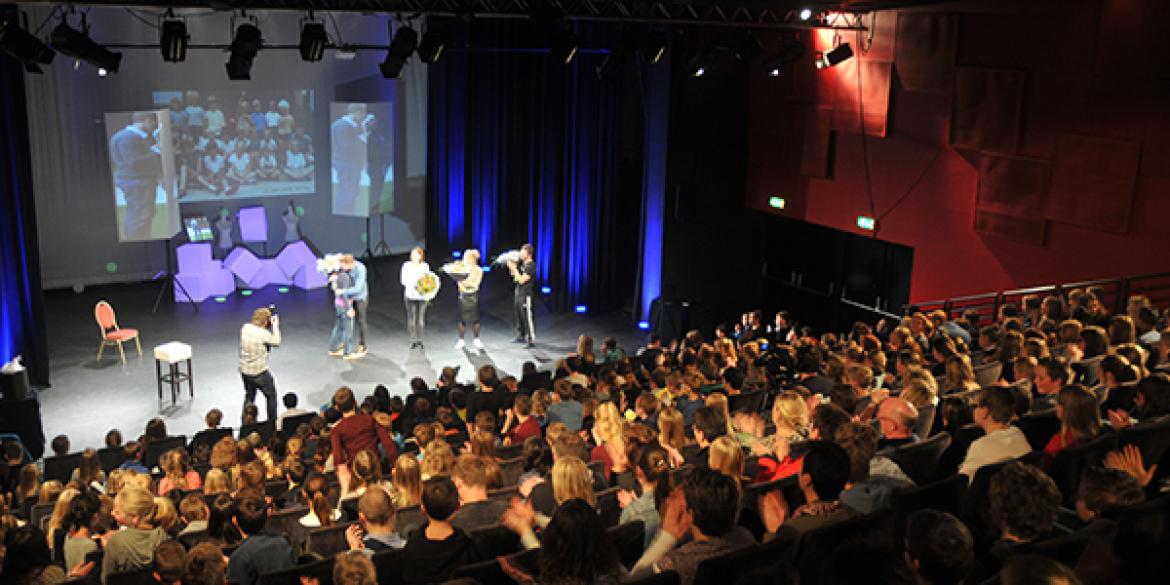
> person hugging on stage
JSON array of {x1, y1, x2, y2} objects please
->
[
  {"x1": 452, "y1": 249, "x2": 484, "y2": 352},
  {"x1": 508, "y1": 244, "x2": 537, "y2": 348},
  {"x1": 339, "y1": 254, "x2": 370, "y2": 357},
  {"x1": 401, "y1": 247, "x2": 431, "y2": 349},
  {"x1": 329, "y1": 267, "x2": 359, "y2": 360}
]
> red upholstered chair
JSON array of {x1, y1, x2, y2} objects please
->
[{"x1": 94, "y1": 300, "x2": 141, "y2": 365}]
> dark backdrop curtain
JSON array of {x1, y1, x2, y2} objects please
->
[
  {"x1": 428, "y1": 19, "x2": 642, "y2": 312},
  {"x1": 0, "y1": 6, "x2": 49, "y2": 386}
]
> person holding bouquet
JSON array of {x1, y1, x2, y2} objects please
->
[
  {"x1": 329, "y1": 266, "x2": 359, "y2": 360},
  {"x1": 400, "y1": 247, "x2": 432, "y2": 349}
]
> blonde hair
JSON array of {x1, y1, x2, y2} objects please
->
[
  {"x1": 463, "y1": 249, "x2": 480, "y2": 264},
  {"x1": 657, "y1": 407, "x2": 686, "y2": 452},
  {"x1": 121, "y1": 470, "x2": 153, "y2": 493},
  {"x1": 772, "y1": 391, "x2": 809, "y2": 436},
  {"x1": 38, "y1": 480, "x2": 63, "y2": 505},
  {"x1": 286, "y1": 437, "x2": 304, "y2": 459},
  {"x1": 234, "y1": 460, "x2": 267, "y2": 493},
  {"x1": 594, "y1": 402, "x2": 626, "y2": 453},
  {"x1": 106, "y1": 469, "x2": 125, "y2": 496},
  {"x1": 944, "y1": 354, "x2": 980, "y2": 394},
  {"x1": 203, "y1": 468, "x2": 230, "y2": 495},
  {"x1": 153, "y1": 496, "x2": 180, "y2": 534},
  {"x1": 46, "y1": 488, "x2": 80, "y2": 548},
  {"x1": 551, "y1": 457, "x2": 595, "y2": 506},
  {"x1": 421, "y1": 440, "x2": 455, "y2": 480},
  {"x1": 708, "y1": 436, "x2": 745, "y2": 488},
  {"x1": 115, "y1": 487, "x2": 158, "y2": 528},
  {"x1": 250, "y1": 307, "x2": 272, "y2": 327},
  {"x1": 704, "y1": 393, "x2": 736, "y2": 437},
  {"x1": 210, "y1": 436, "x2": 237, "y2": 469},
  {"x1": 901, "y1": 376, "x2": 938, "y2": 409},
  {"x1": 391, "y1": 455, "x2": 423, "y2": 508},
  {"x1": 334, "y1": 551, "x2": 377, "y2": 585}
]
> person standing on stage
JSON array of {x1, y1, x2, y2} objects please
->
[
  {"x1": 110, "y1": 112, "x2": 162, "y2": 240},
  {"x1": 400, "y1": 247, "x2": 431, "y2": 349},
  {"x1": 454, "y1": 249, "x2": 484, "y2": 352},
  {"x1": 338, "y1": 254, "x2": 369, "y2": 357},
  {"x1": 508, "y1": 243, "x2": 537, "y2": 348},
  {"x1": 239, "y1": 307, "x2": 281, "y2": 423},
  {"x1": 328, "y1": 268, "x2": 358, "y2": 360}
]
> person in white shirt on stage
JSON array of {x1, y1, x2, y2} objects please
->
[
  {"x1": 400, "y1": 247, "x2": 431, "y2": 349},
  {"x1": 239, "y1": 307, "x2": 281, "y2": 423},
  {"x1": 453, "y1": 249, "x2": 485, "y2": 352}
]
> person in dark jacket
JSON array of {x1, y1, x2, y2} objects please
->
[
  {"x1": 402, "y1": 477, "x2": 482, "y2": 584},
  {"x1": 110, "y1": 112, "x2": 162, "y2": 240}
]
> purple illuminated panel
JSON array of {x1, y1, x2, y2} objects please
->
[{"x1": 237, "y1": 206, "x2": 268, "y2": 243}]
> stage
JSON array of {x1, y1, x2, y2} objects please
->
[{"x1": 37, "y1": 256, "x2": 646, "y2": 450}]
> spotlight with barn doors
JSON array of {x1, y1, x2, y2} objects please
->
[
  {"x1": 0, "y1": 16, "x2": 56, "y2": 73},
  {"x1": 225, "y1": 16, "x2": 262, "y2": 80},
  {"x1": 380, "y1": 23, "x2": 418, "y2": 78},
  {"x1": 51, "y1": 13, "x2": 121, "y2": 74},
  {"x1": 299, "y1": 15, "x2": 328, "y2": 62},
  {"x1": 159, "y1": 12, "x2": 188, "y2": 63},
  {"x1": 816, "y1": 42, "x2": 853, "y2": 69},
  {"x1": 763, "y1": 40, "x2": 804, "y2": 78},
  {"x1": 417, "y1": 26, "x2": 448, "y2": 64}
]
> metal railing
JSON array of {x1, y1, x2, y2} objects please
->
[{"x1": 909, "y1": 271, "x2": 1170, "y2": 320}]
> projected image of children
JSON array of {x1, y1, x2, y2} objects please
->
[{"x1": 154, "y1": 90, "x2": 316, "y2": 203}]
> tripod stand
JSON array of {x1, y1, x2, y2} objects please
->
[{"x1": 153, "y1": 238, "x2": 199, "y2": 314}]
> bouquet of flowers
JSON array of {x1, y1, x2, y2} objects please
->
[
  {"x1": 316, "y1": 253, "x2": 343, "y2": 275},
  {"x1": 494, "y1": 249, "x2": 521, "y2": 267},
  {"x1": 440, "y1": 260, "x2": 467, "y2": 275},
  {"x1": 415, "y1": 270, "x2": 441, "y2": 300}
]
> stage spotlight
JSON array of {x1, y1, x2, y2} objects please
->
[
  {"x1": 550, "y1": 29, "x2": 579, "y2": 65},
  {"x1": 160, "y1": 17, "x2": 187, "y2": 63},
  {"x1": 0, "y1": 17, "x2": 56, "y2": 73},
  {"x1": 762, "y1": 41, "x2": 804, "y2": 77},
  {"x1": 638, "y1": 321, "x2": 651, "y2": 330},
  {"x1": 638, "y1": 32, "x2": 667, "y2": 65},
  {"x1": 816, "y1": 42, "x2": 853, "y2": 69},
  {"x1": 299, "y1": 20, "x2": 328, "y2": 62},
  {"x1": 417, "y1": 27, "x2": 448, "y2": 64},
  {"x1": 379, "y1": 25, "x2": 418, "y2": 78},
  {"x1": 225, "y1": 21, "x2": 262, "y2": 80},
  {"x1": 575, "y1": 305, "x2": 588, "y2": 314},
  {"x1": 799, "y1": 8, "x2": 813, "y2": 21},
  {"x1": 541, "y1": 286, "x2": 552, "y2": 295},
  {"x1": 51, "y1": 19, "x2": 121, "y2": 74}
]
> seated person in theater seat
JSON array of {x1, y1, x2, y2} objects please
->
[
  {"x1": 958, "y1": 387, "x2": 1032, "y2": 481},
  {"x1": 226, "y1": 488, "x2": 296, "y2": 585},
  {"x1": 448, "y1": 454, "x2": 509, "y2": 533},
  {"x1": 402, "y1": 477, "x2": 484, "y2": 585}
]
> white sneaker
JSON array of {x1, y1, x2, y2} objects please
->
[
  {"x1": 455, "y1": 339, "x2": 466, "y2": 351},
  {"x1": 473, "y1": 338, "x2": 485, "y2": 351}
]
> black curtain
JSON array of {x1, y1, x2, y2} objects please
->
[
  {"x1": 428, "y1": 18, "x2": 644, "y2": 312},
  {"x1": 0, "y1": 5, "x2": 49, "y2": 387}
]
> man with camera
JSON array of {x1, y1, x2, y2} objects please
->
[{"x1": 239, "y1": 307, "x2": 281, "y2": 422}]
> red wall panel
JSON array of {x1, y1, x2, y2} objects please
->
[{"x1": 745, "y1": 1, "x2": 1170, "y2": 303}]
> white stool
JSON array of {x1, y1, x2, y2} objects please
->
[{"x1": 154, "y1": 342, "x2": 193, "y2": 407}]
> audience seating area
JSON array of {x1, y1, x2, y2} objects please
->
[{"x1": 4, "y1": 284, "x2": 1170, "y2": 585}]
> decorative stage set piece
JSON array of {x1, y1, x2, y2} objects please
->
[{"x1": 174, "y1": 205, "x2": 326, "y2": 302}]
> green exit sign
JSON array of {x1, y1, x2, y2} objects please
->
[
  {"x1": 857, "y1": 216, "x2": 876, "y2": 231},
  {"x1": 769, "y1": 196, "x2": 786, "y2": 209}
]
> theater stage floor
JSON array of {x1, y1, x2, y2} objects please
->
[{"x1": 37, "y1": 256, "x2": 646, "y2": 450}]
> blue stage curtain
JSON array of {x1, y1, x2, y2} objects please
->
[
  {"x1": 0, "y1": 6, "x2": 49, "y2": 386},
  {"x1": 428, "y1": 19, "x2": 637, "y2": 312}
]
